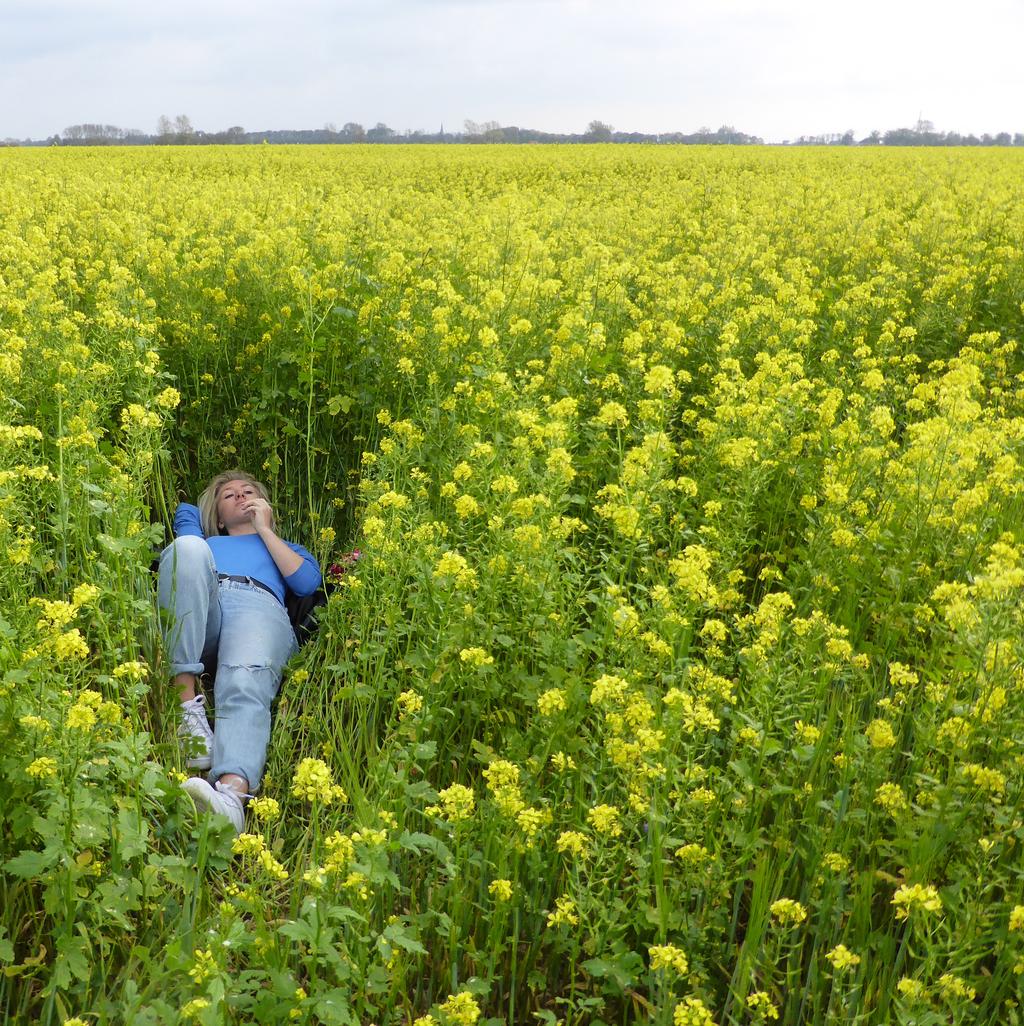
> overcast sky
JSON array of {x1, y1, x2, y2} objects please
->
[{"x1": 2, "y1": 0, "x2": 1021, "y2": 142}]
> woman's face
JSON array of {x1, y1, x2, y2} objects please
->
[{"x1": 216, "y1": 478, "x2": 260, "y2": 532}]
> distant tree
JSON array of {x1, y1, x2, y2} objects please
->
[
  {"x1": 174, "y1": 115, "x2": 194, "y2": 139},
  {"x1": 366, "y1": 122, "x2": 395, "y2": 142},
  {"x1": 585, "y1": 119, "x2": 613, "y2": 142},
  {"x1": 156, "y1": 114, "x2": 173, "y2": 139},
  {"x1": 342, "y1": 122, "x2": 365, "y2": 142},
  {"x1": 225, "y1": 126, "x2": 245, "y2": 142}
]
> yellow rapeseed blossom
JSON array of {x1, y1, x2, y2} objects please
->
[
  {"x1": 426, "y1": 783, "x2": 475, "y2": 822},
  {"x1": 892, "y1": 883, "x2": 943, "y2": 921},
  {"x1": 155, "y1": 386, "x2": 181, "y2": 409},
  {"x1": 537, "y1": 688, "x2": 567, "y2": 715},
  {"x1": 865, "y1": 718, "x2": 897, "y2": 749},
  {"x1": 825, "y1": 944, "x2": 861, "y2": 970},
  {"x1": 546, "y1": 895, "x2": 579, "y2": 928},
  {"x1": 54, "y1": 628, "x2": 89, "y2": 661},
  {"x1": 649, "y1": 943, "x2": 689, "y2": 974},
  {"x1": 770, "y1": 898, "x2": 808, "y2": 926},
  {"x1": 398, "y1": 690, "x2": 424, "y2": 717},
  {"x1": 71, "y1": 583, "x2": 100, "y2": 607},
  {"x1": 745, "y1": 991, "x2": 779, "y2": 1021},
  {"x1": 673, "y1": 997, "x2": 717, "y2": 1026},
  {"x1": 291, "y1": 758, "x2": 347, "y2": 804},
  {"x1": 488, "y1": 879, "x2": 513, "y2": 901},
  {"x1": 587, "y1": 804, "x2": 622, "y2": 837},
  {"x1": 458, "y1": 647, "x2": 493, "y2": 667},
  {"x1": 249, "y1": 796, "x2": 281, "y2": 823},
  {"x1": 26, "y1": 756, "x2": 58, "y2": 779},
  {"x1": 437, "y1": 991, "x2": 481, "y2": 1026}
]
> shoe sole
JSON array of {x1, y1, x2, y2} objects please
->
[{"x1": 186, "y1": 754, "x2": 213, "y2": 770}]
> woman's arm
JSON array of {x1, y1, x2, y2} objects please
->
[
  {"x1": 246, "y1": 496, "x2": 322, "y2": 595},
  {"x1": 174, "y1": 503, "x2": 206, "y2": 539},
  {"x1": 255, "y1": 523, "x2": 304, "y2": 578}
]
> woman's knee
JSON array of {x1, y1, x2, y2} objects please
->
[
  {"x1": 160, "y1": 535, "x2": 214, "y2": 572},
  {"x1": 160, "y1": 533, "x2": 212, "y2": 566}
]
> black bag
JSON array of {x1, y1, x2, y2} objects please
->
[{"x1": 285, "y1": 585, "x2": 332, "y2": 646}]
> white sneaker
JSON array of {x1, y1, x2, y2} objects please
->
[
  {"x1": 181, "y1": 777, "x2": 247, "y2": 835},
  {"x1": 178, "y1": 694, "x2": 214, "y2": 770}
]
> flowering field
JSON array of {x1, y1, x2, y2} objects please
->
[{"x1": 2, "y1": 144, "x2": 1024, "y2": 1026}]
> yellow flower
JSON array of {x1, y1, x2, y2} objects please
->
[
  {"x1": 865, "y1": 718, "x2": 897, "y2": 749},
  {"x1": 426, "y1": 783, "x2": 475, "y2": 823},
  {"x1": 26, "y1": 756, "x2": 58, "y2": 779},
  {"x1": 936, "y1": 973, "x2": 976, "y2": 1002},
  {"x1": 537, "y1": 688, "x2": 567, "y2": 715},
  {"x1": 546, "y1": 895, "x2": 579, "y2": 928},
  {"x1": 155, "y1": 386, "x2": 181, "y2": 409},
  {"x1": 249, "y1": 796, "x2": 281, "y2": 823},
  {"x1": 454, "y1": 494, "x2": 480, "y2": 518},
  {"x1": 892, "y1": 883, "x2": 943, "y2": 921},
  {"x1": 594, "y1": 401, "x2": 629, "y2": 428},
  {"x1": 438, "y1": 991, "x2": 481, "y2": 1026},
  {"x1": 398, "y1": 690, "x2": 424, "y2": 717},
  {"x1": 961, "y1": 762, "x2": 1006, "y2": 797},
  {"x1": 649, "y1": 943, "x2": 689, "y2": 974},
  {"x1": 770, "y1": 898, "x2": 808, "y2": 926},
  {"x1": 120, "y1": 403, "x2": 161, "y2": 430},
  {"x1": 188, "y1": 947, "x2": 218, "y2": 985},
  {"x1": 745, "y1": 991, "x2": 778, "y2": 1021},
  {"x1": 66, "y1": 703, "x2": 97, "y2": 731},
  {"x1": 673, "y1": 996, "x2": 717, "y2": 1026},
  {"x1": 54, "y1": 628, "x2": 89, "y2": 661},
  {"x1": 874, "y1": 782, "x2": 909, "y2": 817},
  {"x1": 794, "y1": 721, "x2": 821, "y2": 744},
  {"x1": 488, "y1": 878, "x2": 513, "y2": 901},
  {"x1": 644, "y1": 364, "x2": 676, "y2": 395},
  {"x1": 291, "y1": 758, "x2": 347, "y2": 804},
  {"x1": 825, "y1": 944, "x2": 861, "y2": 970},
  {"x1": 112, "y1": 660, "x2": 148, "y2": 680},
  {"x1": 181, "y1": 998, "x2": 210, "y2": 1019},
  {"x1": 1010, "y1": 905, "x2": 1024, "y2": 931},
  {"x1": 822, "y1": 852, "x2": 849, "y2": 873},
  {"x1": 71, "y1": 583, "x2": 100, "y2": 607},
  {"x1": 587, "y1": 804, "x2": 622, "y2": 837},
  {"x1": 458, "y1": 647, "x2": 493, "y2": 667},
  {"x1": 897, "y1": 978, "x2": 927, "y2": 1000},
  {"x1": 556, "y1": 831, "x2": 589, "y2": 857}
]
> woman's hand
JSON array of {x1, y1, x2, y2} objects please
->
[{"x1": 242, "y1": 496, "x2": 274, "y2": 533}]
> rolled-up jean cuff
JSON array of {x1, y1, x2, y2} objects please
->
[{"x1": 171, "y1": 662, "x2": 205, "y2": 676}]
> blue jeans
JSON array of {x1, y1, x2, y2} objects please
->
[{"x1": 157, "y1": 535, "x2": 298, "y2": 791}]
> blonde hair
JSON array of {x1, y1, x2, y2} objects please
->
[{"x1": 196, "y1": 470, "x2": 275, "y2": 537}]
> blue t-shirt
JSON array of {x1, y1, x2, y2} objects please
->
[{"x1": 173, "y1": 503, "x2": 321, "y2": 604}]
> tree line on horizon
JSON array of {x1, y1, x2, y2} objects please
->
[{"x1": 4, "y1": 115, "x2": 1024, "y2": 148}]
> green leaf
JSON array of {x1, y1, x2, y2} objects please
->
[
  {"x1": 380, "y1": 921, "x2": 427, "y2": 956},
  {"x1": 4, "y1": 849, "x2": 58, "y2": 879}
]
